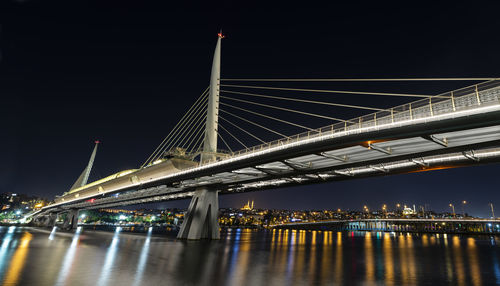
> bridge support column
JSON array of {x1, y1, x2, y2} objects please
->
[
  {"x1": 47, "y1": 213, "x2": 57, "y2": 227},
  {"x1": 62, "y1": 209, "x2": 80, "y2": 230},
  {"x1": 177, "y1": 187, "x2": 220, "y2": 240},
  {"x1": 35, "y1": 214, "x2": 48, "y2": 227}
]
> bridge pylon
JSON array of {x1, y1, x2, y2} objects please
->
[
  {"x1": 177, "y1": 187, "x2": 220, "y2": 239},
  {"x1": 46, "y1": 213, "x2": 57, "y2": 227},
  {"x1": 69, "y1": 140, "x2": 100, "y2": 191},
  {"x1": 177, "y1": 32, "x2": 222, "y2": 240},
  {"x1": 61, "y1": 209, "x2": 80, "y2": 230},
  {"x1": 201, "y1": 31, "x2": 222, "y2": 164}
]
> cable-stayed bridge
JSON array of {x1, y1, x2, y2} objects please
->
[{"x1": 31, "y1": 34, "x2": 500, "y2": 239}]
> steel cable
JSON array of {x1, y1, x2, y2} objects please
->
[
  {"x1": 221, "y1": 102, "x2": 315, "y2": 131},
  {"x1": 221, "y1": 84, "x2": 440, "y2": 98},
  {"x1": 221, "y1": 89, "x2": 384, "y2": 112},
  {"x1": 221, "y1": 95, "x2": 353, "y2": 123},
  {"x1": 218, "y1": 123, "x2": 249, "y2": 149},
  {"x1": 142, "y1": 87, "x2": 209, "y2": 167},
  {"x1": 219, "y1": 109, "x2": 287, "y2": 138},
  {"x1": 148, "y1": 93, "x2": 208, "y2": 164}
]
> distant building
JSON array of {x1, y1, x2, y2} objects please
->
[
  {"x1": 241, "y1": 200, "x2": 254, "y2": 211},
  {"x1": 100, "y1": 209, "x2": 135, "y2": 214},
  {"x1": 403, "y1": 205, "x2": 416, "y2": 215}
]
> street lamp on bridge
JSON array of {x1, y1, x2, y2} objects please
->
[
  {"x1": 462, "y1": 201, "x2": 467, "y2": 217},
  {"x1": 449, "y1": 203, "x2": 456, "y2": 218}
]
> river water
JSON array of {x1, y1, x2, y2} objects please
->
[{"x1": 0, "y1": 226, "x2": 499, "y2": 285}]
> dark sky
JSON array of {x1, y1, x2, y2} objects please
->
[{"x1": 1, "y1": 1, "x2": 499, "y2": 217}]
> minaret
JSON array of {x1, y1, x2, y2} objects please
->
[
  {"x1": 201, "y1": 32, "x2": 223, "y2": 163},
  {"x1": 69, "y1": 140, "x2": 100, "y2": 191}
]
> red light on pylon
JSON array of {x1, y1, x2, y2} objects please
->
[
  {"x1": 95, "y1": 140, "x2": 100, "y2": 144},
  {"x1": 218, "y1": 32, "x2": 225, "y2": 39}
]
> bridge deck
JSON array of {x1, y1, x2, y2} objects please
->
[{"x1": 38, "y1": 80, "x2": 500, "y2": 213}]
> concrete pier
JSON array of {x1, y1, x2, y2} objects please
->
[{"x1": 177, "y1": 187, "x2": 220, "y2": 239}]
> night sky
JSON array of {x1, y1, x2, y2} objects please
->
[{"x1": 1, "y1": 1, "x2": 499, "y2": 217}]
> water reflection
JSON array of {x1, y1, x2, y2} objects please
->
[
  {"x1": 293, "y1": 230, "x2": 306, "y2": 283},
  {"x1": 132, "y1": 227, "x2": 152, "y2": 286},
  {"x1": 3, "y1": 232, "x2": 32, "y2": 285},
  {"x1": 406, "y1": 234, "x2": 416, "y2": 285},
  {"x1": 453, "y1": 235, "x2": 466, "y2": 286},
  {"x1": 0, "y1": 227, "x2": 16, "y2": 274},
  {"x1": 48, "y1": 226, "x2": 57, "y2": 240},
  {"x1": 322, "y1": 231, "x2": 334, "y2": 284},
  {"x1": 228, "y1": 229, "x2": 252, "y2": 286},
  {"x1": 96, "y1": 227, "x2": 121, "y2": 286},
  {"x1": 443, "y1": 233, "x2": 454, "y2": 282},
  {"x1": 421, "y1": 234, "x2": 428, "y2": 247},
  {"x1": 493, "y1": 247, "x2": 500, "y2": 285},
  {"x1": 308, "y1": 231, "x2": 316, "y2": 282},
  {"x1": 364, "y1": 232, "x2": 375, "y2": 284},
  {"x1": 285, "y1": 230, "x2": 295, "y2": 282},
  {"x1": 55, "y1": 226, "x2": 82, "y2": 286},
  {"x1": 0, "y1": 228, "x2": 497, "y2": 285},
  {"x1": 227, "y1": 228, "x2": 241, "y2": 284},
  {"x1": 334, "y1": 232, "x2": 342, "y2": 285},
  {"x1": 380, "y1": 233, "x2": 393, "y2": 286},
  {"x1": 467, "y1": 237, "x2": 482, "y2": 286},
  {"x1": 398, "y1": 234, "x2": 408, "y2": 283}
]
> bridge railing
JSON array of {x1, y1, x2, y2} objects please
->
[{"x1": 206, "y1": 80, "x2": 500, "y2": 165}]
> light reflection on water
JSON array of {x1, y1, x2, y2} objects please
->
[
  {"x1": 0, "y1": 226, "x2": 498, "y2": 285},
  {"x1": 0, "y1": 227, "x2": 16, "y2": 274},
  {"x1": 96, "y1": 227, "x2": 121, "y2": 286},
  {"x1": 55, "y1": 226, "x2": 82, "y2": 286},
  {"x1": 3, "y1": 231, "x2": 32, "y2": 285},
  {"x1": 453, "y1": 235, "x2": 466, "y2": 286},
  {"x1": 467, "y1": 237, "x2": 482, "y2": 286},
  {"x1": 383, "y1": 233, "x2": 394, "y2": 286},
  {"x1": 365, "y1": 231, "x2": 374, "y2": 283},
  {"x1": 335, "y1": 231, "x2": 342, "y2": 284},
  {"x1": 494, "y1": 250, "x2": 500, "y2": 285},
  {"x1": 48, "y1": 226, "x2": 57, "y2": 241},
  {"x1": 132, "y1": 227, "x2": 152, "y2": 286}
]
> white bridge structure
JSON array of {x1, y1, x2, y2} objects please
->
[{"x1": 31, "y1": 33, "x2": 500, "y2": 239}]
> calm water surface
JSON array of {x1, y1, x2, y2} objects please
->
[{"x1": 0, "y1": 226, "x2": 499, "y2": 285}]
